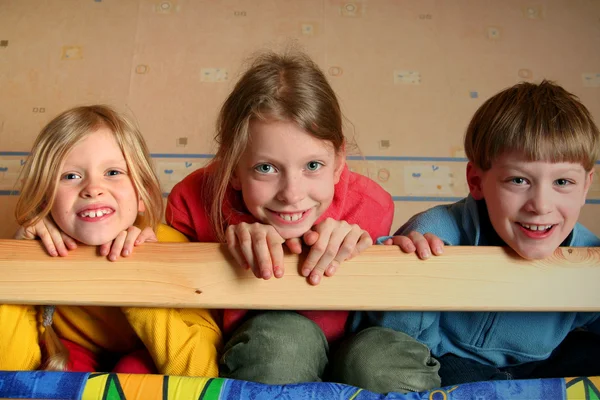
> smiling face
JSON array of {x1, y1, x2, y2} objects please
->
[
  {"x1": 467, "y1": 151, "x2": 594, "y2": 259},
  {"x1": 231, "y1": 119, "x2": 345, "y2": 239},
  {"x1": 50, "y1": 126, "x2": 143, "y2": 245}
]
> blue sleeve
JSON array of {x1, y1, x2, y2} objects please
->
[
  {"x1": 588, "y1": 314, "x2": 600, "y2": 334},
  {"x1": 571, "y1": 223, "x2": 600, "y2": 246},
  {"x1": 393, "y1": 205, "x2": 465, "y2": 246}
]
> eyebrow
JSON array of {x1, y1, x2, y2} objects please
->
[{"x1": 498, "y1": 164, "x2": 584, "y2": 174}]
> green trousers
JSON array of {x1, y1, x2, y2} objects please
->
[{"x1": 220, "y1": 311, "x2": 440, "y2": 394}]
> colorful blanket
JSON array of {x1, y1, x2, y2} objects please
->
[{"x1": 0, "y1": 371, "x2": 598, "y2": 399}]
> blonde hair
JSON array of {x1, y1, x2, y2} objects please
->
[
  {"x1": 15, "y1": 105, "x2": 163, "y2": 371},
  {"x1": 203, "y1": 50, "x2": 346, "y2": 241},
  {"x1": 465, "y1": 80, "x2": 600, "y2": 171}
]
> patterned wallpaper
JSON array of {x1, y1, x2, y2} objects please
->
[{"x1": 1, "y1": 0, "x2": 599, "y2": 238}]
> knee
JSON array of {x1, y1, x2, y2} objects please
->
[
  {"x1": 221, "y1": 312, "x2": 328, "y2": 383},
  {"x1": 334, "y1": 327, "x2": 441, "y2": 393}
]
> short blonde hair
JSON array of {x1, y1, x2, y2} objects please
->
[
  {"x1": 15, "y1": 105, "x2": 162, "y2": 230},
  {"x1": 465, "y1": 80, "x2": 599, "y2": 171}
]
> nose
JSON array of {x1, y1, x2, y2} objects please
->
[
  {"x1": 80, "y1": 177, "x2": 105, "y2": 199},
  {"x1": 525, "y1": 185, "x2": 552, "y2": 215},
  {"x1": 276, "y1": 172, "x2": 306, "y2": 204}
]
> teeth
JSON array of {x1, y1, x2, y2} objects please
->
[
  {"x1": 279, "y1": 212, "x2": 304, "y2": 222},
  {"x1": 80, "y1": 209, "x2": 112, "y2": 218},
  {"x1": 521, "y1": 223, "x2": 553, "y2": 231}
]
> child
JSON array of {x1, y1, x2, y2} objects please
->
[
  {"x1": 1, "y1": 105, "x2": 221, "y2": 377},
  {"x1": 166, "y1": 50, "x2": 441, "y2": 392},
  {"x1": 350, "y1": 80, "x2": 600, "y2": 385}
]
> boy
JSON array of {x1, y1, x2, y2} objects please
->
[{"x1": 349, "y1": 80, "x2": 600, "y2": 385}]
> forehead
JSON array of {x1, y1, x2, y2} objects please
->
[
  {"x1": 245, "y1": 119, "x2": 335, "y2": 159},
  {"x1": 491, "y1": 151, "x2": 587, "y2": 173},
  {"x1": 62, "y1": 127, "x2": 125, "y2": 164}
]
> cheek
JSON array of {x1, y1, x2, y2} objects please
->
[
  {"x1": 242, "y1": 181, "x2": 272, "y2": 206},
  {"x1": 312, "y1": 177, "x2": 336, "y2": 203}
]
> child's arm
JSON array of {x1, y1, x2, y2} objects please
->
[
  {"x1": 14, "y1": 217, "x2": 157, "y2": 261},
  {"x1": 0, "y1": 305, "x2": 42, "y2": 370},
  {"x1": 122, "y1": 223, "x2": 221, "y2": 376},
  {"x1": 121, "y1": 307, "x2": 221, "y2": 376}
]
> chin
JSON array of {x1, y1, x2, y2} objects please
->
[
  {"x1": 73, "y1": 233, "x2": 116, "y2": 246},
  {"x1": 514, "y1": 247, "x2": 554, "y2": 260},
  {"x1": 276, "y1": 226, "x2": 310, "y2": 240}
]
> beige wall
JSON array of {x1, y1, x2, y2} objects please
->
[{"x1": 1, "y1": 0, "x2": 599, "y2": 239}]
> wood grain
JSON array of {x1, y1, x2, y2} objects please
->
[{"x1": 0, "y1": 240, "x2": 598, "y2": 311}]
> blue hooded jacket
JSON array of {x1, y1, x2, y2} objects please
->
[{"x1": 349, "y1": 195, "x2": 600, "y2": 367}]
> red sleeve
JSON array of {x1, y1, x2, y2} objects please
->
[
  {"x1": 165, "y1": 169, "x2": 215, "y2": 242},
  {"x1": 322, "y1": 167, "x2": 394, "y2": 240},
  {"x1": 357, "y1": 183, "x2": 394, "y2": 240},
  {"x1": 165, "y1": 180, "x2": 199, "y2": 240},
  {"x1": 367, "y1": 191, "x2": 394, "y2": 239}
]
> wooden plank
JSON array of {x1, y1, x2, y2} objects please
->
[{"x1": 0, "y1": 240, "x2": 598, "y2": 311}]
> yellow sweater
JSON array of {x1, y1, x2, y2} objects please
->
[{"x1": 0, "y1": 224, "x2": 221, "y2": 377}]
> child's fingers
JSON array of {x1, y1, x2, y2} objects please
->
[
  {"x1": 324, "y1": 259, "x2": 340, "y2": 277},
  {"x1": 226, "y1": 226, "x2": 248, "y2": 269},
  {"x1": 424, "y1": 233, "x2": 444, "y2": 255},
  {"x1": 324, "y1": 227, "x2": 370, "y2": 276},
  {"x1": 135, "y1": 227, "x2": 158, "y2": 245},
  {"x1": 36, "y1": 224, "x2": 59, "y2": 257},
  {"x1": 60, "y1": 232, "x2": 78, "y2": 250},
  {"x1": 407, "y1": 231, "x2": 432, "y2": 259},
  {"x1": 354, "y1": 231, "x2": 373, "y2": 254},
  {"x1": 99, "y1": 242, "x2": 111, "y2": 257},
  {"x1": 307, "y1": 228, "x2": 348, "y2": 285},
  {"x1": 268, "y1": 237, "x2": 285, "y2": 278},
  {"x1": 284, "y1": 238, "x2": 303, "y2": 254},
  {"x1": 391, "y1": 235, "x2": 416, "y2": 253},
  {"x1": 108, "y1": 231, "x2": 127, "y2": 261},
  {"x1": 327, "y1": 225, "x2": 361, "y2": 266},
  {"x1": 236, "y1": 229, "x2": 259, "y2": 277},
  {"x1": 40, "y1": 221, "x2": 68, "y2": 257},
  {"x1": 301, "y1": 224, "x2": 335, "y2": 278},
  {"x1": 302, "y1": 230, "x2": 319, "y2": 247},
  {"x1": 121, "y1": 226, "x2": 142, "y2": 257},
  {"x1": 251, "y1": 233, "x2": 274, "y2": 280}
]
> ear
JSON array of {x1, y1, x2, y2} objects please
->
[
  {"x1": 231, "y1": 170, "x2": 242, "y2": 190},
  {"x1": 582, "y1": 169, "x2": 594, "y2": 206},
  {"x1": 466, "y1": 162, "x2": 485, "y2": 200},
  {"x1": 333, "y1": 144, "x2": 346, "y2": 184},
  {"x1": 138, "y1": 198, "x2": 146, "y2": 213}
]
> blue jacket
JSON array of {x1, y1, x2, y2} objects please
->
[{"x1": 349, "y1": 195, "x2": 600, "y2": 367}]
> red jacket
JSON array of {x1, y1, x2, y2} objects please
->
[{"x1": 166, "y1": 163, "x2": 393, "y2": 342}]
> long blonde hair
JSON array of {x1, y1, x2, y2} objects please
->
[
  {"x1": 15, "y1": 105, "x2": 163, "y2": 371},
  {"x1": 204, "y1": 50, "x2": 346, "y2": 241}
]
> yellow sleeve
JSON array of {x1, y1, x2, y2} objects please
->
[
  {"x1": 122, "y1": 307, "x2": 221, "y2": 376},
  {"x1": 0, "y1": 304, "x2": 42, "y2": 370},
  {"x1": 122, "y1": 223, "x2": 222, "y2": 376},
  {"x1": 156, "y1": 223, "x2": 189, "y2": 243}
]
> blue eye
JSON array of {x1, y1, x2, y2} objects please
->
[
  {"x1": 555, "y1": 178, "x2": 570, "y2": 186},
  {"x1": 511, "y1": 177, "x2": 527, "y2": 185},
  {"x1": 306, "y1": 161, "x2": 322, "y2": 171},
  {"x1": 106, "y1": 170, "x2": 123, "y2": 176},
  {"x1": 255, "y1": 164, "x2": 275, "y2": 174},
  {"x1": 63, "y1": 173, "x2": 81, "y2": 180}
]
